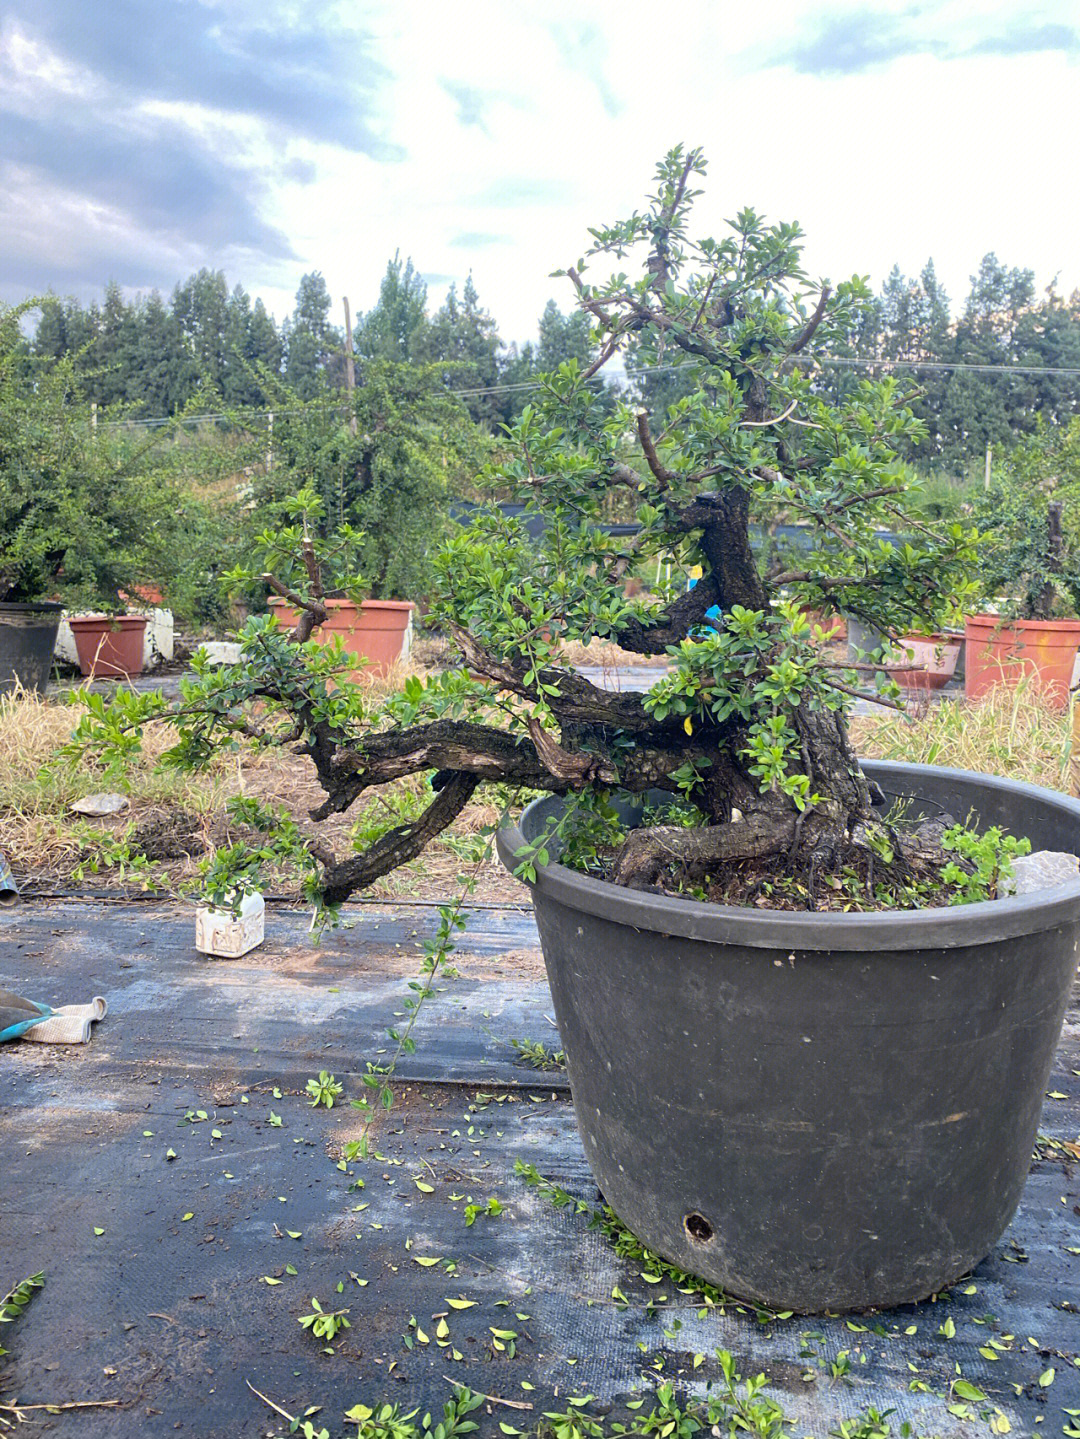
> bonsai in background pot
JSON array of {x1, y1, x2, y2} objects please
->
[
  {"x1": 66, "y1": 611, "x2": 149, "y2": 679},
  {"x1": 0, "y1": 299, "x2": 220, "y2": 685},
  {"x1": 267, "y1": 595, "x2": 414, "y2": 678},
  {"x1": 885, "y1": 629, "x2": 963, "y2": 692},
  {"x1": 69, "y1": 150, "x2": 1080, "y2": 1313},
  {"x1": 968, "y1": 476, "x2": 1080, "y2": 705},
  {"x1": 236, "y1": 490, "x2": 415, "y2": 678},
  {"x1": 245, "y1": 360, "x2": 490, "y2": 676}
]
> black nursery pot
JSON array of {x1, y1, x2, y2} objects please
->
[
  {"x1": 497, "y1": 762, "x2": 1080, "y2": 1312},
  {"x1": 0, "y1": 601, "x2": 63, "y2": 695}
]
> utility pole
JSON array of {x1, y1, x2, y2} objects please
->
[
  {"x1": 266, "y1": 410, "x2": 273, "y2": 474},
  {"x1": 343, "y1": 296, "x2": 358, "y2": 436},
  {"x1": 984, "y1": 441, "x2": 992, "y2": 491}
]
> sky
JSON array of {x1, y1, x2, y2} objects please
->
[{"x1": 2, "y1": 0, "x2": 1080, "y2": 344}]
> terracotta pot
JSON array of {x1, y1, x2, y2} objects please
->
[
  {"x1": 886, "y1": 632, "x2": 962, "y2": 692},
  {"x1": 268, "y1": 598, "x2": 414, "y2": 678},
  {"x1": 68, "y1": 615, "x2": 148, "y2": 678},
  {"x1": 964, "y1": 614, "x2": 1080, "y2": 708}
]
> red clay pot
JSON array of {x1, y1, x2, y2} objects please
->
[
  {"x1": 68, "y1": 614, "x2": 148, "y2": 678},
  {"x1": 268, "y1": 598, "x2": 414, "y2": 678},
  {"x1": 964, "y1": 614, "x2": 1080, "y2": 708},
  {"x1": 887, "y1": 632, "x2": 962, "y2": 693}
]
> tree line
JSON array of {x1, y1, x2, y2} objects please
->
[
  {"x1": 18, "y1": 248, "x2": 1080, "y2": 474},
  {"x1": 25, "y1": 258, "x2": 594, "y2": 434}
]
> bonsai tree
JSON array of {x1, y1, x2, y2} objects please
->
[
  {"x1": 70, "y1": 148, "x2": 980, "y2": 911},
  {"x1": 973, "y1": 423, "x2": 1080, "y2": 619},
  {"x1": 248, "y1": 360, "x2": 493, "y2": 603}
]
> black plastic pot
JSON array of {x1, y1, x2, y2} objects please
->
[
  {"x1": 0, "y1": 601, "x2": 63, "y2": 695},
  {"x1": 497, "y1": 762, "x2": 1080, "y2": 1312}
]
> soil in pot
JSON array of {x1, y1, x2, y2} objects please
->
[
  {"x1": 497, "y1": 763, "x2": 1080, "y2": 1311},
  {"x1": 68, "y1": 615, "x2": 148, "y2": 679},
  {"x1": 0, "y1": 601, "x2": 63, "y2": 694},
  {"x1": 965, "y1": 614, "x2": 1080, "y2": 706},
  {"x1": 268, "y1": 598, "x2": 414, "y2": 678}
]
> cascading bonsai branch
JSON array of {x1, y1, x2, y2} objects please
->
[{"x1": 68, "y1": 146, "x2": 982, "y2": 911}]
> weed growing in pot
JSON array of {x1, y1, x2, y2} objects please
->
[{"x1": 940, "y1": 825, "x2": 1030, "y2": 903}]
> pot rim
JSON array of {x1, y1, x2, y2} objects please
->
[
  {"x1": 67, "y1": 613, "x2": 149, "y2": 627},
  {"x1": 497, "y1": 760, "x2": 1080, "y2": 951},
  {"x1": 965, "y1": 613, "x2": 1080, "y2": 633},
  {"x1": 0, "y1": 600, "x2": 64, "y2": 615},
  {"x1": 896, "y1": 631, "x2": 962, "y2": 644},
  {"x1": 267, "y1": 597, "x2": 415, "y2": 612}
]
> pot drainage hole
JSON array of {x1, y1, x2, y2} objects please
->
[{"x1": 684, "y1": 1211, "x2": 714, "y2": 1243}]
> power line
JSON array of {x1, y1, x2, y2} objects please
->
[
  {"x1": 92, "y1": 352, "x2": 1080, "y2": 431},
  {"x1": 811, "y1": 355, "x2": 1080, "y2": 378}
]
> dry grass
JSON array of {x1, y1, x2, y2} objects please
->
[
  {"x1": 5, "y1": 671, "x2": 1075, "y2": 902},
  {"x1": 556, "y1": 637, "x2": 670, "y2": 669},
  {"x1": 0, "y1": 683, "x2": 520, "y2": 902},
  {"x1": 412, "y1": 630, "x2": 668, "y2": 673},
  {"x1": 852, "y1": 678, "x2": 1075, "y2": 794}
]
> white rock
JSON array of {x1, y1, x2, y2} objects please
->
[
  {"x1": 1001, "y1": 851, "x2": 1080, "y2": 897},
  {"x1": 70, "y1": 792, "x2": 129, "y2": 817},
  {"x1": 200, "y1": 641, "x2": 243, "y2": 665}
]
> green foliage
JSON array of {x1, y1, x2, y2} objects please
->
[
  {"x1": 940, "y1": 823, "x2": 1030, "y2": 904},
  {"x1": 342, "y1": 1388, "x2": 483, "y2": 1439},
  {"x1": 0, "y1": 299, "x2": 244, "y2": 610},
  {"x1": 297, "y1": 1297, "x2": 350, "y2": 1343},
  {"x1": 250, "y1": 364, "x2": 490, "y2": 599},
  {"x1": 434, "y1": 149, "x2": 978, "y2": 791},
  {"x1": 306, "y1": 1072, "x2": 344, "y2": 1109},
  {"x1": 972, "y1": 418, "x2": 1080, "y2": 617},
  {"x1": 462, "y1": 1196, "x2": 503, "y2": 1226},
  {"x1": 510, "y1": 1037, "x2": 567, "y2": 1071},
  {"x1": 0, "y1": 1271, "x2": 44, "y2": 1358}
]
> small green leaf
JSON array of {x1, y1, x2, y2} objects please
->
[{"x1": 953, "y1": 1381, "x2": 986, "y2": 1402}]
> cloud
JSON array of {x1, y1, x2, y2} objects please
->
[
  {"x1": 774, "y1": 10, "x2": 1079, "y2": 75},
  {"x1": 0, "y1": 0, "x2": 394, "y2": 301},
  {"x1": 547, "y1": 20, "x2": 622, "y2": 117},
  {"x1": 469, "y1": 176, "x2": 582, "y2": 208},
  {"x1": 442, "y1": 81, "x2": 490, "y2": 130},
  {"x1": 3, "y1": 0, "x2": 393, "y2": 151},
  {"x1": 4, "y1": 109, "x2": 290, "y2": 257},
  {"x1": 775, "y1": 14, "x2": 944, "y2": 74},
  {"x1": 448, "y1": 231, "x2": 511, "y2": 249},
  {"x1": 964, "y1": 23, "x2": 1079, "y2": 58}
]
